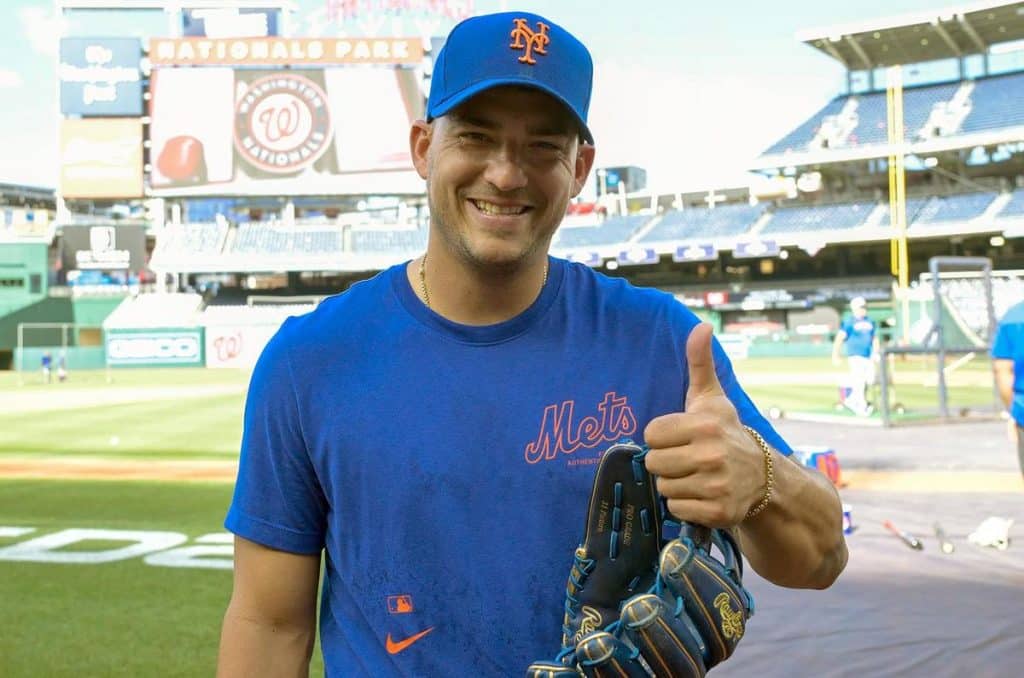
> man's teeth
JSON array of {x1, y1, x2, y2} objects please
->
[{"x1": 473, "y1": 200, "x2": 526, "y2": 216}]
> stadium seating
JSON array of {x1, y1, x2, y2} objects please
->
[
  {"x1": 959, "y1": 72, "x2": 1024, "y2": 134},
  {"x1": 350, "y1": 228, "x2": 427, "y2": 254},
  {"x1": 552, "y1": 214, "x2": 650, "y2": 248},
  {"x1": 640, "y1": 204, "x2": 763, "y2": 243},
  {"x1": 910, "y1": 192, "x2": 996, "y2": 227},
  {"x1": 845, "y1": 82, "x2": 961, "y2": 147},
  {"x1": 230, "y1": 221, "x2": 343, "y2": 256},
  {"x1": 151, "y1": 221, "x2": 228, "y2": 262},
  {"x1": 759, "y1": 202, "x2": 874, "y2": 235},
  {"x1": 762, "y1": 98, "x2": 848, "y2": 155},
  {"x1": 997, "y1": 188, "x2": 1024, "y2": 219}
]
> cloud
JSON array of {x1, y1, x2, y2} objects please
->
[
  {"x1": 0, "y1": 69, "x2": 23, "y2": 88},
  {"x1": 19, "y1": 6, "x2": 67, "y2": 57}
]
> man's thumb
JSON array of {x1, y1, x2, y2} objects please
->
[{"x1": 685, "y1": 322, "x2": 725, "y2": 402}]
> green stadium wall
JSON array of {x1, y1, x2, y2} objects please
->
[{"x1": 0, "y1": 243, "x2": 47, "y2": 317}]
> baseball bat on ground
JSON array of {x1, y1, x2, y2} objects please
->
[
  {"x1": 934, "y1": 523, "x2": 955, "y2": 553},
  {"x1": 883, "y1": 520, "x2": 923, "y2": 550}
]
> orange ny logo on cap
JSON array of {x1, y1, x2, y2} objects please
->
[{"x1": 509, "y1": 18, "x2": 550, "y2": 65}]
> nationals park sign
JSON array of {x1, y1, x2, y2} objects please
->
[{"x1": 0, "y1": 526, "x2": 232, "y2": 571}]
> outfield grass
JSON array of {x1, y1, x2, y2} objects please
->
[
  {"x1": 0, "y1": 367, "x2": 251, "y2": 390},
  {"x1": 1, "y1": 393, "x2": 246, "y2": 460},
  {"x1": 0, "y1": 478, "x2": 324, "y2": 677}
]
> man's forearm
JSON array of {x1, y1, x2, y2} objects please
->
[
  {"x1": 217, "y1": 608, "x2": 316, "y2": 678},
  {"x1": 994, "y1": 361, "x2": 1015, "y2": 410},
  {"x1": 738, "y1": 450, "x2": 847, "y2": 589}
]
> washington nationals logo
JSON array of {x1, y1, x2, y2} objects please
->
[
  {"x1": 233, "y1": 73, "x2": 333, "y2": 174},
  {"x1": 509, "y1": 18, "x2": 550, "y2": 64},
  {"x1": 714, "y1": 592, "x2": 744, "y2": 640}
]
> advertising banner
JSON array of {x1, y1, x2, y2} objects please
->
[
  {"x1": 204, "y1": 324, "x2": 278, "y2": 368},
  {"x1": 149, "y1": 37, "x2": 422, "y2": 66},
  {"x1": 105, "y1": 328, "x2": 205, "y2": 367},
  {"x1": 59, "y1": 37, "x2": 143, "y2": 116},
  {"x1": 60, "y1": 118, "x2": 143, "y2": 198},
  {"x1": 59, "y1": 224, "x2": 146, "y2": 272},
  {"x1": 149, "y1": 67, "x2": 422, "y2": 195}
]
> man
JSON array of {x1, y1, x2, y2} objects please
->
[
  {"x1": 992, "y1": 299, "x2": 1024, "y2": 477},
  {"x1": 832, "y1": 296, "x2": 877, "y2": 416},
  {"x1": 217, "y1": 11, "x2": 847, "y2": 677}
]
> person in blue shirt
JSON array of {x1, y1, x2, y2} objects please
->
[
  {"x1": 992, "y1": 300, "x2": 1024, "y2": 478},
  {"x1": 216, "y1": 11, "x2": 848, "y2": 677},
  {"x1": 832, "y1": 296, "x2": 878, "y2": 416}
]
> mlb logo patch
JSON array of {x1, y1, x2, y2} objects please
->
[{"x1": 387, "y1": 595, "x2": 414, "y2": 615}]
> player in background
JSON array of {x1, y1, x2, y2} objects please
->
[
  {"x1": 992, "y1": 299, "x2": 1024, "y2": 478},
  {"x1": 832, "y1": 296, "x2": 878, "y2": 417}
]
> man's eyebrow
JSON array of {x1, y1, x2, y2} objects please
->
[
  {"x1": 448, "y1": 112, "x2": 574, "y2": 137},
  {"x1": 447, "y1": 113, "x2": 498, "y2": 129}
]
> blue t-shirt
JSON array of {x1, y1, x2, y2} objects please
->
[
  {"x1": 840, "y1": 315, "x2": 876, "y2": 358},
  {"x1": 224, "y1": 257, "x2": 792, "y2": 676},
  {"x1": 991, "y1": 300, "x2": 1024, "y2": 426}
]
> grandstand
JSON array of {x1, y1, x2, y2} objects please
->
[{"x1": 5, "y1": 1, "x2": 1024, "y2": 375}]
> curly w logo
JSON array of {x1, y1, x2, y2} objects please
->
[{"x1": 509, "y1": 18, "x2": 550, "y2": 64}]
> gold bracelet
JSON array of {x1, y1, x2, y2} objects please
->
[{"x1": 743, "y1": 425, "x2": 774, "y2": 520}]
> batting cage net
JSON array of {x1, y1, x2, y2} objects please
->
[{"x1": 879, "y1": 257, "x2": 1001, "y2": 425}]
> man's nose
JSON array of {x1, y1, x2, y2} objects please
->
[{"x1": 483, "y1": 146, "x2": 529, "y2": 192}]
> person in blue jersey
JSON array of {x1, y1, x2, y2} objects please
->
[
  {"x1": 992, "y1": 299, "x2": 1024, "y2": 478},
  {"x1": 217, "y1": 11, "x2": 848, "y2": 677},
  {"x1": 832, "y1": 296, "x2": 878, "y2": 416}
]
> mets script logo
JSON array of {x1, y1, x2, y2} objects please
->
[
  {"x1": 233, "y1": 73, "x2": 333, "y2": 174},
  {"x1": 509, "y1": 18, "x2": 550, "y2": 64},
  {"x1": 524, "y1": 392, "x2": 637, "y2": 464}
]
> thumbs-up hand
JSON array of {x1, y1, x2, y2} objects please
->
[{"x1": 643, "y1": 323, "x2": 767, "y2": 528}]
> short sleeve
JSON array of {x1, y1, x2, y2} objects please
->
[
  {"x1": 991, "y1": 318, "x2": 1017, "y2": 361},
  {"x1": 224, "y1": 318, "x2": 327, "y2": 554}
]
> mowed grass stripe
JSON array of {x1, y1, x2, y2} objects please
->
[
  {"x1": 0, "y1": 478, "x2": 324, "y2": 677},
  {"x1": 1, "y1": 393, "x2": 245, "y2": 459}
]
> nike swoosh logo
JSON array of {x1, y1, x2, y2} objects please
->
[{"x1": 385, "y1": 627, "x2": 435, "y2": 655}]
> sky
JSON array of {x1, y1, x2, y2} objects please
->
[{"x1": 0, "y1": 0, "x2": 969, "y2": 194}]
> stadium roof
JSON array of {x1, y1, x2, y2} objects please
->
[
  {"x1": 0, "y1": 183, "x2": 55, "y2": 207},
  {"x1": 798, "y1": 0, "x2": 1024, "y2": 68}
]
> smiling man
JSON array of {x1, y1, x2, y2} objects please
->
[{"x1": 217, "y1": 11, "x2": 847, "y2": 677}]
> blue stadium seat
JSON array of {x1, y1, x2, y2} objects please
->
[
  {"x1": 760, "y1": 202, "x2": 874, "y2": 234},
  {"x1": 762, "y1": 98, "x2": 847, "y2": 155},
  {"x1": 552, "y1": 214, "x2": 649, "y2": 248},
  {"x1": 846, "y1": 82, "x2": 960, "y2": 147},
  {"x1": 960, "y1": 72, "x2": 1024, "y2": 133},
  {"x1": 911, "y1": 192, "x2": 995, "y2": 227},
  {"x1": 999, "y1": 189, "x2": 1024, "y2": 218},
  {"x1": 350, "y1": 228, "x2": 427, "y2": 254},
  {"x1": 640, "y1": 203, "x2": 763, "y2": 242}
]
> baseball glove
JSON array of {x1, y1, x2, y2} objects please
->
[{"x1": 526, "y1": 440, "x2": 754, "y2": 677}]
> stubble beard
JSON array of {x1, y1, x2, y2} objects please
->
[{"x1": 426, "y1": 183, "x2": 553, "y2": 279}]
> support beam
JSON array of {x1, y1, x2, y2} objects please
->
[
  {"x1": 931, "y1": 21, "x2": 962, "y2": 57},
  {"x1": 957, "y1": 14, "x2": 988, "y2": 53},
  {"x1": 822, "y1": 40, "x2": 851, "y2": 69},
  {"x1": 845, "y1": 35, "x2": 874, "y2": 70}
]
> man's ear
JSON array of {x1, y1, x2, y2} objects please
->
[
  {"x1": 571, "y1": 143, "x2": 596, "y2": 198},
  {"x1": 410, "y1": 120, "x2": 432, "y2": 180}
]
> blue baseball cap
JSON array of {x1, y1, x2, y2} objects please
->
[{"x1": 427, "y1": 11, "x2": 594, "y2": 144}]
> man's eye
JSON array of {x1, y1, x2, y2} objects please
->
[
  {"x1": 460, "y1": 132, "x2": 489, "y2": 143},
  {"x1": 532, "y1": 141, "x2": 564, "y2": 152}
]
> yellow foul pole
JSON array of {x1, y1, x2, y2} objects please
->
[{"x1": 886, "y1": 65, "x2": 910, "y2": 343}]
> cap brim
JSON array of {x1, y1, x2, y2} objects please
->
[{"x1": 428, "y1": 77, "x2": 594, "y2": 144}]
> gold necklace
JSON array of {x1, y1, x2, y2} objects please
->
[{"x1": 418, "y1": 253, "x2": 549, "y2": 309}]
